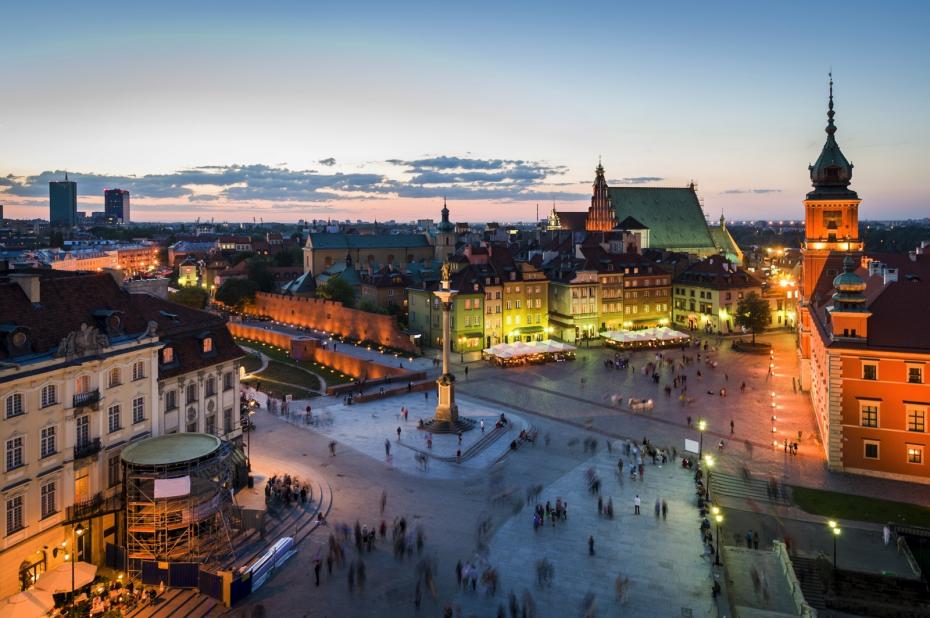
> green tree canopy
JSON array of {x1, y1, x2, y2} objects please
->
[
  {"x1": 169, "y1": 286, "x2": 209, "y2": 310},
  {"x1": 317, "y1": 277, "x2": 356, "y2": 308},
  {"x1": 272, "y1": 247, "x2": 303, "y2": 267},
  {"x1": 735, "y1": 291, "x2": 771, "y2": 344},
  {"x1": 216, "y1": 278, "x2": 259, "y2": 310},
  {"x1": 246, "y1": 258, "x2": 277, "y2": 293}
]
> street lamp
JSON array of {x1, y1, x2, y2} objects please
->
[
  {"x1": 698, "y1": 419, "x2": 707, "y2": 458},
  {"x1": 828, "y1": 520, "x2": 841, "y2": 569},
  {"x1": 71, "y1": 523, "x2": 85, "y2": 615},
  {"x1": 711, "y1": 506, "x2": 723, "y2": 566},
  {"x1": 704, "y1": 454, "x2": 714, "y2": 503}
]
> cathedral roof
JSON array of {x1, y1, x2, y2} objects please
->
[{"x1": 608, "y1": 185, "x2": 715, "y2": 251}]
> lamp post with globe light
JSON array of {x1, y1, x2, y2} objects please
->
[
  {"x1": 698, "y1": 419, "x2": 707, "y2": 459},
  {"x1": 711, "y1": 507, "x2": 723, "y2": 566},
  {"x1": 71, "y1": 522, "x2": 85, "y2": 615},
  {"x1": 828, "y1": 520, "x2": 841, "y2": 569},
  {"x1": 704, "y1": 454, "x2": 715, "y2": 503}
]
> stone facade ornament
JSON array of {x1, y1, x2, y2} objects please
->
[{"x1": 56, "y1": 323, "x2": 110, "y2": 359}]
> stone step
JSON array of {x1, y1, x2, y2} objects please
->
[{"x1": 710, "y1": 471, "x2": 791, "y2": 505}]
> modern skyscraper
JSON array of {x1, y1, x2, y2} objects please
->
[
  {"x1": 104, "y1": 188, "x2": 131, "y2": 224},
  {"x1": 49, "y1": 173, "x2": 77, "y2": 227}
]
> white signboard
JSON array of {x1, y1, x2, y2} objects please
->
[{"x1": 684, "y1": 439, "x2": 700, "y2": 455}]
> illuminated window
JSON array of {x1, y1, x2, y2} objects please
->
[
  {"x1": 203, "y1": 337, "x2": 213, "y2": 353},
  {"x1": 162, "y1": 347, "x2": 174, "y2": 364},
  {"x1": 108, "y1": 368, "x2": 121, "y2": 388},
  {"x1": 907, "y1": 445, "x2": 924, "y2": 464}
]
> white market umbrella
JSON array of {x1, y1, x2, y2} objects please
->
[
  {"x1": 0, "y1": 589, "x2": 55, "y2": 618},
  {"x1": 34, "y1": 561, "x2": 96, "y2": 593}
]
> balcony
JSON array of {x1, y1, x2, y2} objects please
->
[
  {"x1": 74, "y1": 438, "x2": 101, "y2": 461},
  {"x1": 65, "y1": 486, "x2": 123, "y2": 523},
  {"x1": 73, "y1": 389, "x2": 101, "y2": 409}
]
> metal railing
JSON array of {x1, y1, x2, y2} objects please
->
[
  {"x1": 65, "y1": 486, "x2": 123, "y2": 523},
  {"x1": 73, "y1": 437, "x2": 101, "y2": 460},
  {"x1": 73, "y1": 389, "x2": 101, "y2": 409}
]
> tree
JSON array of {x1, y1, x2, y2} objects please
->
[
  {"x1": 216, "y1": 278, "x2": 259, "y2": 310},
  {"x1": 272, "y1": 247, "x2": 303, "y2": 267},
  {"x1": 317, "y1": 277, "x2": 356, "y2": 308},
  {"x1": 246, "y1": 258, "x2": 277, "y2": 293},
  {"x1": 229, "y1": 251, "x2": 255, "y2": 266},
  {"x1": 170, "y1": 286, "x2": 209, "y2": 310},
  {"x1": 735, "y1": 291, "x2": 771, "y2": 344},
  {"x1": 358, "y1": 299, "x2": 388, "y2": 315}
]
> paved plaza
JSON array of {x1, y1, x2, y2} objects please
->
[{"x1": 227, "y1": 331, "x2": 930, "y2": 617}]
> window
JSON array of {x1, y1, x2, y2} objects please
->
[
  {"x1": 132, "y1": 397, "x2": 145, "y2": 424},
  {"x1": 861, "y1": 362, "x2": 877, "y2": 380},
  {"x1": 5, "y1": 436, "x2": 25, "y2": 475},
  {"x1": 860, "y1": 404, "x2": 879, "y2": 428},
  {"x1": 909, "y1": 366, "x2": 924, "y2": 384},
  {"x1": 223, "y1": 408, "x2": 233, "y2": 435},
  {"x1": 205, "y1": 377, "x2": 216, "y2": 397},
  {"x1": 40, "y1": 426, "x2": 56, "y2": 458},
  {"x1": 132, "y1": 361, "x2": 145, "y2": 381},
  {"x1": 203, "y1": 337, "x2": 213, "y2": 353},
  {"x1": 474, "y1": 299, "x2": 481, "y2": 309},
  {"x1": 162, "y1": 347, "x2": 174, "y2": 364},
  {"x1": 41, "y1": 385, "x2": 57, "y2": 408},
  {"x1": 505, "y1": 301, "x2": 512, "y2": 310},
  {"x1": 5, "y1": 394, "x2": 24, "y2": 419},
  {"x1": 464, "y1": 299, "x2": 471, "y2": 310},
  {"x1": 223, "y1": 372, "x2": 234, "y2": 391},
  {"x1": 107, "y1": 404, "x2": 121, "y2": 433},
  {"x1": 40, "y1": 482, "x2": 56, "y2": 519},
  {"x1": 863, "y1": 440, "x2": 880, "y2": 460},
  {"x1": 907, "y1": 445, "x2": 924, "y2": 465},
  {"x1": 6, "y1": 495, "x2": 24, "y2": 535},
  {"x1": 165, "y1": 390, "x2": 177, "y2": 411},
  {"x1": 908, "y1": 408, "x2": 926, "y2": 433},
  {"x1": 516, "y1": 300, "x2": 521, "y2": 309},
  {"x1": 108, "y1": 368, "x2": 121, "y2": 388},
  {"x1": 76, "y1": 415, "x2": 89, "y2": 447},
  {"x1": 206, "y1": 414, "x2": 216, "y2": 435},
  {"x1": 75, "y1": 375, "x2": 90, "y2": 395},
  {"x1": 186, "y1": 383, "x2": 198, "y2": 404},
  {"x1": 107, "y1": 452, "x2": 121, "y2": 488}
]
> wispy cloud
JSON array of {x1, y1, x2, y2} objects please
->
[
  {"x1": 609, "y1": 176, "x2": 664, "y2": 185},
  {"x1": 721, "y1": 188, "x2": 782, "y2": 194},
  {"x1": 0, "y1": 157, "x2": 585, "y2": 205}
]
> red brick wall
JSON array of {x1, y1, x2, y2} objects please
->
[{"x1": 248, "y1": 293, "x2": 418, "y2": 354}]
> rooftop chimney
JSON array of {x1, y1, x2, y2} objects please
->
[
  {"x1": 883, "y1": 267, "x2": 898, "y2": 285},
  {"x1": 10, "y1": 274, "x2": 40, "y2": 303}
]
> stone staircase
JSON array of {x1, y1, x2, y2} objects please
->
[
  {"x1": 401, "y1": 424, "x2": 510, "y2": 463},
  {"x1": 710, "y1": 471, "x2": 792, "y2": 506},
  {"x1": 789, "y1": 555, "x2": 828, "y2": 610}
]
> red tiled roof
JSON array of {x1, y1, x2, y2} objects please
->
[{"x1": 0, "y1": 270, "x2": 242, "y2": 376}]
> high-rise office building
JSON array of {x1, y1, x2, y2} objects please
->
[
  {"x1": 49, "y1": 173, "x2": 77, "y2": 227},
  {"x1": 104, "y1": 188, "x2": 131, "y2": 224}
]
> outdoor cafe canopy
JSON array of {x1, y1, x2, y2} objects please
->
[
  {"x1": 483, "y1": 339, "x2": 577, "y2": 359},
  {"x1": 602, "y1": 326, "x2": 690, "y2": 346}
]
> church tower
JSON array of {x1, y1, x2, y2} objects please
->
[
  {"x1": 585, "y1": 161, "x2": 617, "y2": 232},
  {"x1": 798, "y1": 76, "x2": 864, "y2": 374},
  {"x1": 435, "y1": 199, "x2": 456, "y2": 260}
]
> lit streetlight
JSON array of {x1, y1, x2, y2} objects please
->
[
  {"x1": 704, "y1": 454, "x2": 715, "y2": 503},
  {"x1": 71, "y1": 523, "x2": 85, "y2": 615},
  {"x1": 698, "y1": 419, "x2": 707, "y2": 458},
  {"x1": 828, "y1": 520, "x2": 841, "y2": 569},
  {"x1": 712, "y1": 506, "x2": 723, "y2": 566}
]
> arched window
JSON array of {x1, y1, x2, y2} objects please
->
[
  {"x1": 5, "y1": 394, "x2": 24, "y2": 418},
  {"x1": 41, "y1": 385, "x2": 57, "y2": 408},
  {"x1": 108, "y1": 368, "x2": 121, "y2": 388}
]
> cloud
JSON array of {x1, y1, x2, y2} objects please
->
[
  {"x1": 721, "y1": 188, "x2": 782, "y2": 194},
  {"x1": 0, "y1": 156, "x2": 583, "y2": 205},
  {"x1": 609, "y1": 176, "x2": 664, "y2": 185}
]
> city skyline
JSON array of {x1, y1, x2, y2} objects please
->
[{"x1": 2, "y1": 1, "x2": 929, "y2": 223}]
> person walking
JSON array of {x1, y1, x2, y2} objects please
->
[
  {"x1": 730, "y1": 419, "x2": 734, "y2": 434},
  {"x1": 480, "y1": 419, "x2": 485, "y2": 433},
  {"x1": 385, "y1": 439, "x2": 391, "y2": 458},
  {"x1": 329, "y1": 441, "x2": 336, "y2": 456},
  {"x1": 654, "y1": 499, "x2": 661, "y2": 518},
  {"x1": 397, "y1": 426, "x2": 402, "y2": 441},
  {"x1": 588, "y1": 535, "x2": 595, "y2": 556},
  {"x1": 314, "y1": 558, "x2": 321, "y2": 586},
  {"x1": 753, "y1": 531, "x2": 760, "y2": 550},
  {"x1": 662, "y1": 499, "x2": 668, "y2": 520},
  {"x1": 634, "y1": 495, "x2": 641, "y2": 515},
  {"x1": 414, "y1": 581, "x2": 422, "y2": 611}
]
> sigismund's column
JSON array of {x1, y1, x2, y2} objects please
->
[{"x1": 433, "y1": 264, "x2": 459, "y2": 422}]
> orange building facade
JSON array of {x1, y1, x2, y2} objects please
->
[{"x1": 800, "y1": 79, "x2": 930, "y2": 482}]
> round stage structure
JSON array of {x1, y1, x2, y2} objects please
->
[{"x1": 121, "y1": 433, "x2": 237, "y2": 580}]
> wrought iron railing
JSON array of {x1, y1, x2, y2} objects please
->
[{"x1": 73, "y1": 389, "x2": 101, "y2": 409}]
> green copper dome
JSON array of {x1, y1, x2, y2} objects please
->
[
  {"x1": 808, "y1": 77, "x2": 858, "y2": 200},
  {"x1": 437, "y1": 199, "x2": 455, "y2": 232},
  {"x1": 831, "y1": 255, "x2": 867, "y2": 311}
]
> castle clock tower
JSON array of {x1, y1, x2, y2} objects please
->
[{"x1": 798, "y1": 76, "x2": 863, "y2": 384}]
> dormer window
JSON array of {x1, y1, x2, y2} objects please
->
[
  {"x1": 162, "y1": 347, "x2": 174, "y2": 364},
  {"x1": 203, "y1": 338, "x2": 213, "y2": 353}
]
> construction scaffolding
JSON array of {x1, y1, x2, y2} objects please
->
[{"x1": 122, "y1": 434, "x2": 238, "y2": 581}]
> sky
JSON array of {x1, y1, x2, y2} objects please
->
[{"x1": 1, "y1": 1, "x2": 929, "y2": 223}]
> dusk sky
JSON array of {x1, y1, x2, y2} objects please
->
[{"x1": 2, "y1": 1, "x2": 928, "y2": 223}]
